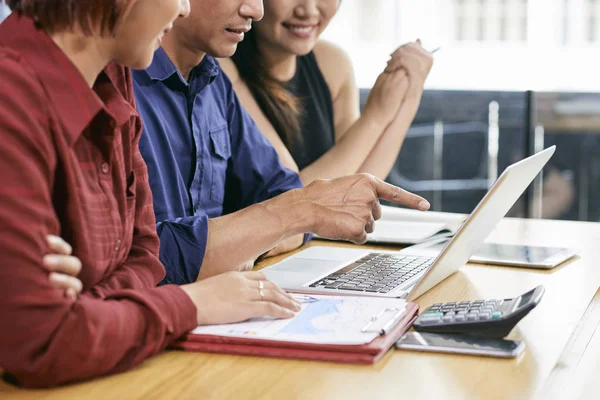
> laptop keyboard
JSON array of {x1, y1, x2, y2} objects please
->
[{"x1": 308, "y1": 253, "x2": 434, "y2": 293}]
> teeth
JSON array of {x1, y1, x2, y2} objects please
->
[{"x1": 288, "y1": 25, "x2": 314, "y2": 33}]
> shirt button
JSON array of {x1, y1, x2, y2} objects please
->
[
  {"x1": 115, "y1": 239, "x2": 121, "y2": 251},
  {"x1": 101, "y1": 163, "x2": 109, "y2": 174}
]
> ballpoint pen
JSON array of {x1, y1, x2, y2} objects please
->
[{"x1": 292, "y1": 294, "x2": 319, "y2": 303}]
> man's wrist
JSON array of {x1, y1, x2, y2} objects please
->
[{"x1": 265, "y1": 189, "x2": 315, "y2": 238}]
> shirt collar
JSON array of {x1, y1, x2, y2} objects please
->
[
  {"x1": 0, "y1": 14, "x2": 116, "y2": 145},
  {"x1": 143, "y1": 48, "x2": 220, "y2": 87}
]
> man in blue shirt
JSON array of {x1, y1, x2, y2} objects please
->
[{"x1": 133, "y1": 0, "x2": 430, "y2": 285}]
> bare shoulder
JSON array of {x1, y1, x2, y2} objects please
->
[
  {"x1": 313, "y1": 40, "x2": 355, "y2": 98},
  {"x1": 216, "y1": 57, "x2": 240, "y2": 84}
]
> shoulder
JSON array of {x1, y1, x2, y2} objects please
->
[
  {"x1": 312, "y1": 40, "x2": 355, "y2": 97},
  {"x1": 216, "y1": 57, "x2": 241, "y2": 85},
  {"x1": 0, "y1": 49, "x2": 49, "y2": 128},
  {"x1": 0, "y1": 48, "x2": 46, "y2": 102}
]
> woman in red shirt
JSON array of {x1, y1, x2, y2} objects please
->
[{"x1": 0, "y1": 0, "x2": 299, "y2": 388}]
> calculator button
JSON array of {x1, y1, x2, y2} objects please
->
[
  {"x1": 492, "y1": 311, "x2": 503, "y2": 319},
  {"x1": 459, "y1": 301, "x2": 471, "y2": 305},
  {"x1": 467, "y1": 314, "x2": 479, "y2": 321},
  {"x1": 454, "y1": 315, "x2": 466, "y2": 322},
  {"x1": 457, "y1": 310, "x2": 468, "y2": 315},
  {"x1": 442, "y1": 315, "x2": 453, "y2": 323},
  {"x1": 481, "y1": 306, "x2": 495, "y2": 313},
  {"x1": 444, "y1": 311, "x2": 456, "y2": 317},
  {"x1": 420, "y1": 318, "x2": 442, "y2": 325},
  {"x1": 479, "y1": 313, "x2": 491, "y2": 320},
  {"x1": 422, "y1": 312, "x2": 443, "y2": 318}
]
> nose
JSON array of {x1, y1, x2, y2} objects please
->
[
  {"x1": 240, "y1": 0, "x2": 264, "y2": 22},
  {"x1": 295, "y1": 0, "x2": 319, "y2": 19},
  {"x1": 179, "y1": 0, "x2": 191, "y2": 18}
]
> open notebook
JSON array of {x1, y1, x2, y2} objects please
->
[
  {"x1": 317, "y1": 206, "x2": 467, "y2": 245},
  {"x1": 366, "y1": 206, "x2": 467, "y2": 245}
]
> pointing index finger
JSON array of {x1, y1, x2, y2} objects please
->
[{"x1": 372, "y1": 179, "x2": 430, "y2": 211}]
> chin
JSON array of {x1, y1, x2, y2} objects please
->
[
  {"x1": 209, "y1": 43, "x2": 239, "y2": 58},
  {"x1": 287, "y1": 43, "x2": 314, "y2": 57},
  {"x1": 128, "y1": 53, "x2": 154, "y2": 70}
]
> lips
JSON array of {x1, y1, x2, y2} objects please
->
[
  {"x1": 225, "y1": 25, "x2": 251, "y2": 42},
  {"x1": 282, "y1": 23, "x2": 318, "y2": 39}
]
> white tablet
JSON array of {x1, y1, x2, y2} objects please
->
[
  {"x1": 469, "y1": 243, "x2": 579, "y2": 269},
  {"x1": 422, "y1": 240, "x2": 579, "y2": 269}
]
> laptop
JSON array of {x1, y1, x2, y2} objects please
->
[{"x1": 262, "y1": 146, "x2": 556, "y2": 302}]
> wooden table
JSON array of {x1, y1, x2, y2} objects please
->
[{"x1": 2, "y1": 218, "x2": 600, "y2": 400}]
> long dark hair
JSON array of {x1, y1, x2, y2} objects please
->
[{"x1": 231, "y1": 29, "x2": 303, "y2": 149}]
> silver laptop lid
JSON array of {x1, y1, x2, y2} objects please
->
[{"x1": 406, "y1": 146, "x2": 556, "y2": 301}]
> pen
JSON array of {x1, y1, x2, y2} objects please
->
[
  {"x1": 292, "y1": 295, "x2": 319, "y2": 303},
  {"x1": 430, "y1": 47, "x2": 441, "y2": 54}
]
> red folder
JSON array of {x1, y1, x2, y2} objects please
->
[{"x1": 171, "y1": 302, "x2": 418, "y2": 364}]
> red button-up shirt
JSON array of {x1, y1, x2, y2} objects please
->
[{"x1": 0, "y1": 14, "x2": 197, "y2": 387}]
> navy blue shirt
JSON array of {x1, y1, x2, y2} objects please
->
[{"x1": 132, "y1": 49, "x2": 303, "y2": 284}]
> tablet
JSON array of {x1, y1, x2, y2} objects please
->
[
  {"x1": 468, "y1": 243, "x2": 579, "y2": 269},
  {"x1": 422, "y1": 241, "x2": 579, "y2": 269}
]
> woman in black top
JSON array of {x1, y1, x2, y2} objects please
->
[{"x1": 219, "y1": 0, "x2": 433, "y2": 184}]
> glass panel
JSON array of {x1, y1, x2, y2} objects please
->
[
  {"x1": 531, "y1": 92, "x2": 600, "y2": 221},
  {"x1": 370, "y1": 90, "x2": 528, "y2": 215}
]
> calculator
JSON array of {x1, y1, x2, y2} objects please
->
[{"x1": 413, "y1": 286, "x2": 545, "y2": 338}]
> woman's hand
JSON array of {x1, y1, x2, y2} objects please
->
[
  {"x1": 362, "y1": 67, "x2": 410, "y2": 129},
  {"x1": 43, "y1": 235, "x2": 83, "y2": 300},
  {"x1": 180, "y1": 271, "x2": 302, "y2": 326},
  {"x1": 385, "y1": 40, "x2": 434, "y2": 93}
]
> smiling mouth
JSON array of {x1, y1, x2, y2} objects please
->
[{"x1": 282, "y1": 23, "x2": 318, "y2": 34}]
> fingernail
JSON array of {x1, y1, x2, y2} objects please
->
[
  {"x1": 294, "y1": 302, "x2": 302, "y2": 311},
  {"x1": 418, "y1": 200, "x2": 430, "y2": 210},
  {"x1": 285, "y1": 310, "x2": 295, "y2": 318}
]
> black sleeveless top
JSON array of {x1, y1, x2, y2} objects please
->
[{"x1": 284, "y1": 52, "x2": 335, "y2": 170}]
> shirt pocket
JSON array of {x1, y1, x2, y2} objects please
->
[{"x1": 209, "y1": 125, "x2": 231, "y2": 203}]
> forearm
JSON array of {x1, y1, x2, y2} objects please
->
[
  {"x1": 1, "y1": 267, "x2": 196, "y2": 388},
  {"x1": 199, "y1": 189, "x2": 311, "y2": 279},
  {"x1": 299, "y1": 113, "x2": 388, "y2": 185},
  {"x1": 359, "y1": 89, "x2": 422, "y2": 179}
]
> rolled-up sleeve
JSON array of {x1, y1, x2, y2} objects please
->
[{"x1": 156, "y1": 215, "x2": 209, "y2": 285}]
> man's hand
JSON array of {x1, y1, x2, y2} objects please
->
[
  {"x1": 301, "y1": 174, "x2": 430, "y2": 244},
  {"x1": 43, "y1": 235, "x2": 83, "y2": 300}
]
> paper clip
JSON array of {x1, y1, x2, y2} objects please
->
[{"x1": 361, "y1": 308, "x2": 406, "y2": 335}]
